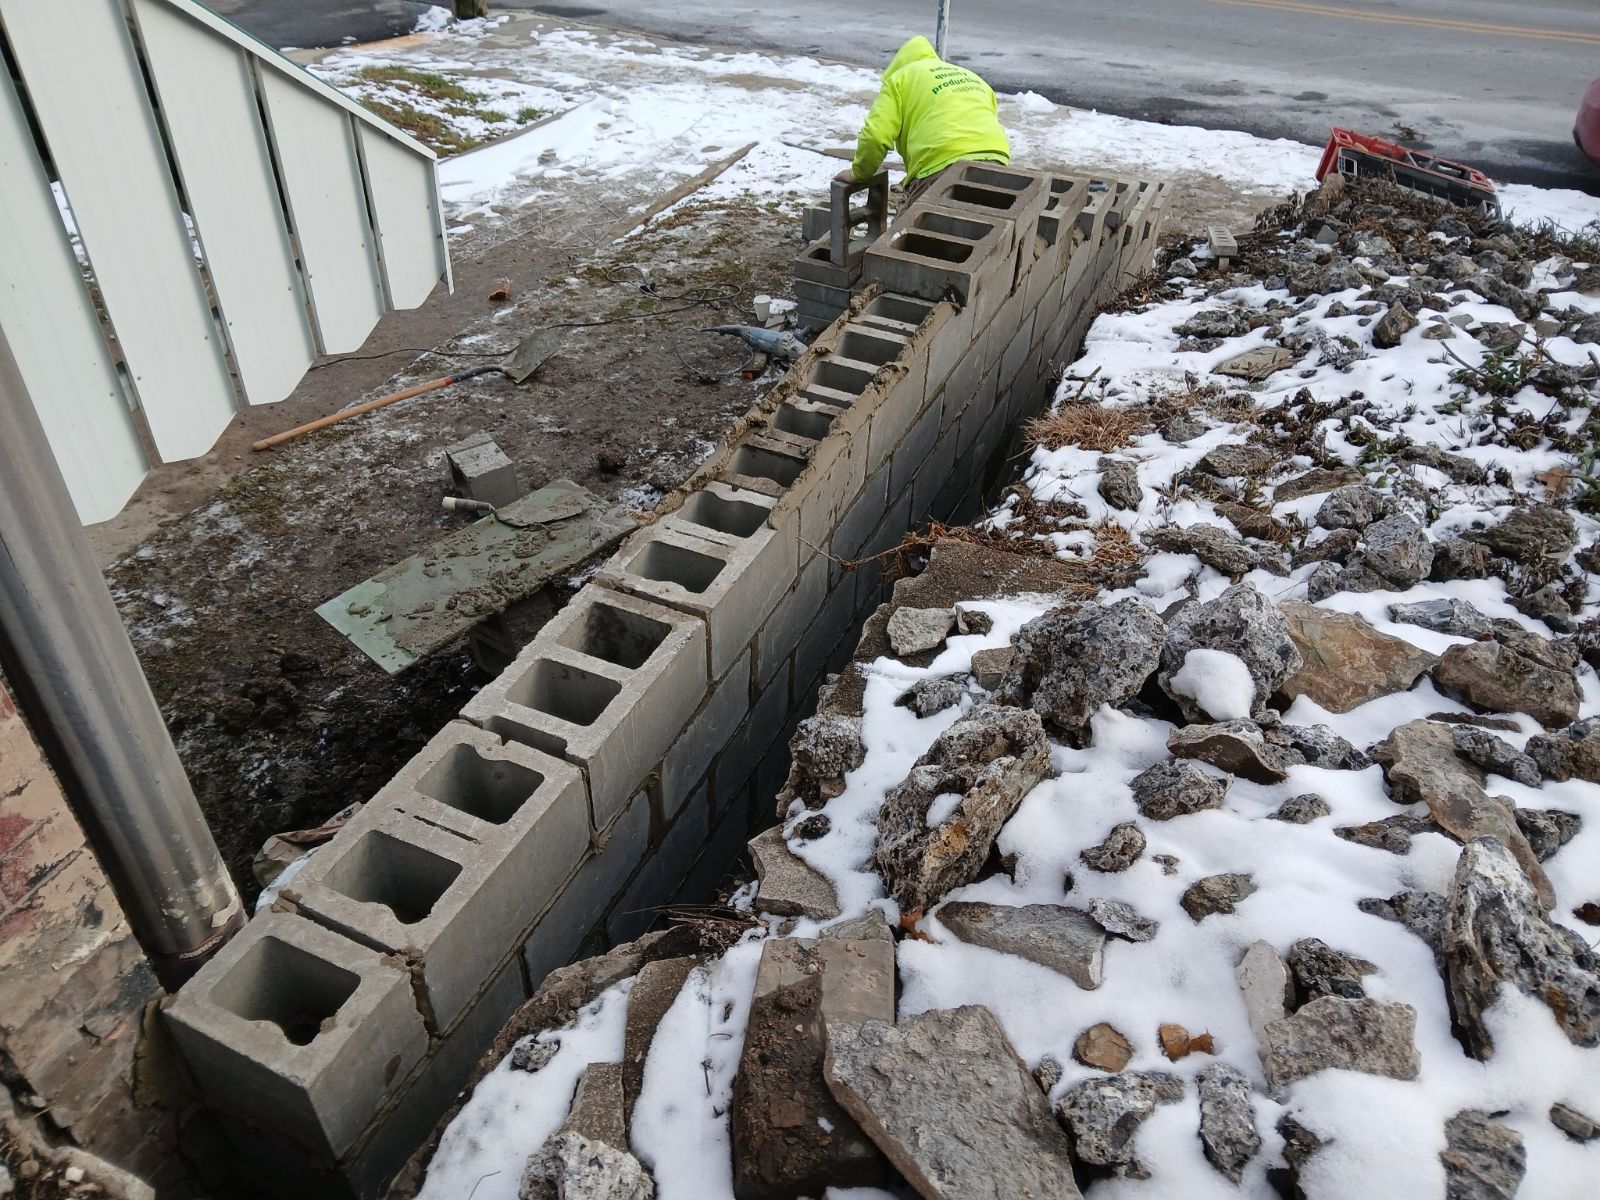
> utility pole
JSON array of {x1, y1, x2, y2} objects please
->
[
  {"x1": 454, "y1": 0, "x2": 489, "y2": 17},
  {"x1": 0, "y1": 325, "x2": 242, "y2": 990},
  {"x1": 934, "y1": 0, "x2": 951, "y2": 58}
]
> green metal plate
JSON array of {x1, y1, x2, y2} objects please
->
[{"x1": 317, "y1": 478, "x2": 639, "y2": 674}]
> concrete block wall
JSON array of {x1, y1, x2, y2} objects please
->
[{"x1": 162, "y1": 162, "x2": 1166, "y2": 1199}]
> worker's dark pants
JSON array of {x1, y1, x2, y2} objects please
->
[{"x1": 903, "y1": 164, "x2": 955, "y2": 205}]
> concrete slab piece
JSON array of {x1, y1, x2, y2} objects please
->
[
  {"x1": 462, "y1": 584, "x2": 707, "y2": 832},
  {"x1": 163, "y1": 910, "x2": 427, "y2": 1160},
  {"x1": 598, "y1": 516, "x2": 795, "y2": 681},
  {"x1": 316, "y1": 479, "x2": 638, "y2": 674},
  {"x1": 749, "y1": 827, "x2": 839, "y2": 920}
]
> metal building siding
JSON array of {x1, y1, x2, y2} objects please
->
[{"x1": 359, "y1": 123, "x2": 452, "y2": 311}]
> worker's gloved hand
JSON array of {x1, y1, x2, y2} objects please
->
[{"x1": 833, "y1": 169, "x2": 858, "y2": 185}]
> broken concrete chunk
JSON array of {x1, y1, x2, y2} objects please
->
[
  {"x1": 1373, "y1": 720, "x2": 1553, "y2": 907},
  {"x1": 621, "y1": 958, "x2": 696, "y2": 1125},
  {"x1": 1450, "y1": 725, "x2": 1541, "y2": 787},
  {"x1": 1433, "y1": 637, "x2": 1581, "y2": 731},
  {"x1": 562, "y1": 1062, "x2": 628, "y2": 1151},
  {"x1": 823, "y1": 1006, "x2": 1082, "y2": 1200},
  {"x1": 1287, "y1": 938, "x2": 1376, "y2": 1004},
  {"x1": 1336, "y1": 811, "x2": 1438, "y2": 854},
  {"x1": 1359, "y1": 888, "x2": 1447, "y2": 954},
  {"x1": 1088, "y1": 897, "x2": 1159, "y2": 943},
  {"x1": 1197, "y1": 1063, "x2": 1261, "y2": 1184},
  {"x1": 749, "y1": 828, "x2": 840, "y2": 921},
  {"x1": 1168, "y1": 720, "x2": 1289, "y2": 784},
  {"x1": 1440, "y1": 1111, "x2": 1525, "y2": 1200},
  {"x1": 874, "y1": 705, "x2": 1051, "y2": 911},
  {"x1": 1355, "y1": 512, "x2": 1434, "y2": 587},
  {"x1": 1098, "y1": 457, "x2": 1144, "y2": 511},
  {"x1": 1079, "y1": 821, "x2": 1147, "y2": 873},
  {"x1": 1316, "y1": 485, "x2": 1392, "y2": 532},
  {"x1": 519, "y1": 1131, "x2": 654, "y2": 1200},
  {"x1": 1056, "y1": 1071, "x2": 1185, "y2": 1179},
  {"x1": 510, "y1": 1037, "x2": 559, "y2": 1075},
  {"x1": 1005, "y1": 598, "x2": 1164, "y2": 740},
  {"x1": 777, "y1": 715, "x2": 866, "y2": 812},
  {"x1": 895, "y1": 675, "x2": 966, "y2": 718},
  {"x1": 731, "y1": 938, "x2": 894, "y2": 1199},
  {"x1": 1074, "y1": 1022, "x2": 1134, "y2": 1072},
  {"x1": 1271, "y1": 793, "x2": 1330, "y2": 823},
  {"x1": 1131, "y1": 760, "x2": 1229, "y2": 821},
  {"x1": 1526, "y1": 717, "x2": 1600, "y2": 782},
  {"x1": 1388, "y1": 597, "x2": 1495, "y2": 638},
  {"x1": 820, "y1": 909, "x2": 894, "y2": 943},
  {"x1": 1260, "y1": 997, "x2": 1420, "y2": 1089},
  {"x1": 1278, "y1": 600, "x2": 1437, "y2": 713},
  {"x1": 1442, "y1": 837, "x2": 1600, "y2": 1059},
  {"x1": 1182, "y1": 873, "x2": 1257, "y2": 922},
  {"x1": 1158, "y1": 583, "x2": 1303, "y2": 723},
  {"x1": 1550, "y1": 1102, "x2": 1600, "y2": 1143},
  {"x1": 1235, "y1": 941, "x2": 1292, "y2": 1044},
  {"x1": 1274, "y1": 466, "x2": 1364, "y2": 503},
  {"x1": 887, "y1": 606, "x2": 957, "y2": 657},
  {"x1": 940, "y1": 902, "x2": 1106, "y2": 989},
  {"x1": 969, "y1": 646, "x2": 1016, "y2": 690}
]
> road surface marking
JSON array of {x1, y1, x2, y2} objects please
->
[{"x1": 1210, "y1": 0, "x2": 1600, "y2": 46}]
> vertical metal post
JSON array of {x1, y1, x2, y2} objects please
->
[
  {"x1": 0, "y1": 324, "x2": 243, "y2": 991},
  {"x1": 934, "y1": 0, "x2": 951, "y2": 58}
]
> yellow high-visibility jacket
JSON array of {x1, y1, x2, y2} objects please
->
[{"x1": 850, "y1": 36, "x2": 1011, "y2": 183}]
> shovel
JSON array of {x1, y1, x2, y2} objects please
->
[{"x1": 252, "y1": 328, "x2": 564, "y2": 452}]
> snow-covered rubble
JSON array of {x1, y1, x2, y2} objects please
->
[{"x1": 413, "y1": 181, "x2": 1600, "y2": 1200}]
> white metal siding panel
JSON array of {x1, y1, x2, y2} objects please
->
[
  {"x1": 0, "y1": 76, "x2": 146, "y2": 525},
  {"x1": 358, "y1": 125, "x2": 448, "y2": 310},
  {"x1": 0, "y1": 0, "x2": 239, "y2": 463},
  {"x1": 131, "y1": 0, "x2": 316, "y2": 407},
  {"x1": 260, "y1": 74, "x2": 385, "y2": 353}
]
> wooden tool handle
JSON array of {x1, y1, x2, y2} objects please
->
[{"x1": 252, "y1": 367, "x2": 491, "y2": 451}]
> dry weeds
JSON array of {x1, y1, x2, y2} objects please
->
[{"x1": 1025, "y1": 403, "x2": 1151, "y2": 453}]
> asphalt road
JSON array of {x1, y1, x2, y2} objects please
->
[{"x1": 221, "y1": 0, "x2": 1600, "y2": 192}]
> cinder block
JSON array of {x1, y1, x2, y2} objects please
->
[
  {"x1": 673, "y1": 790, "x2": 754, "y2": 907},
  {"x1": 661, "y1": 649, "x2": 751, "y2": 816},
  {"x1": 164, "y1": 911, "x2": 427, "y2": 1160},
  {"x1": 890, "y1": 393, "x2": 943, "y2": 501},
  {"x1": 665, "y1": 480, "x2": 799, "y2": 581},
  {"x1": 918, "y1": 162, "x2": 1050, "y2": 231},
  {"x1": 282, "y1": 809, "x2": 517, "y2": 1031},
  {"x1": 863, "y1": 204, "x2": 1014, "y2": 315},
  {"x1": 801, "y1": 204, "x2": 830, "y2": 244},
  {"x1": 853, "y1": 292, "x2": 933, "y2": 337},
  {"x1": 463, "y1": 585, "x2": 707, "y2": 832},
  {"x1": 793, "y1": 235, "x2": 871, "y2": 286},
  {"x1": 830, "y1": 464, "x2": 890, "y2": 565},
  {"x1": 599, "y1": 516, "x2": 793, "y2": 681},
  {"x1": 795, "y1": 576, "x2": 858, "y2": 701},
  {"x1": 772, "y1": 397, "x2": 846, "y2": 444},
  {"x1": 864, "y1": 366, "x2": 933, "y2": 473},
  {"x1": 715, "y1": 668, "x2": 793, "y2": 809},
  {"x1": 754, "y1": 552, "x2": 827, "y2": 690},
  {"x1": 912, "y1": 424, "x2": 961, "y2": 522},
  {"x1": 795, "y1": 278, "x2": 854, "y2": 309},
  {"x1": 521, "y1": 786, "x2": 651, "y2": 989},
  {"x1": 607, "y1": 786, "x2": 711, "y2": 944},
  {"x1": 1000, "y1": 309, "x2": 1038, "y2": 388},
  {"x1": 445, "y1": 435, "x2": 520, "y2": 507}
]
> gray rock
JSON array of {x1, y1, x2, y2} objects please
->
[
  {"x1": 1551, "y1": 1103, "x2": 1600, "y2": 1143},
  {"x1": 1465, "y1": 506, "x2": 1577, "y2": 567},
  {"x1": 1079, "y1": 821, "x2": 1147, "y2": 872},
  {"x1": 622, "y1": 958, "x2": 697, "y2": 1123},
  {"x1": 874, "y1": 705, "x2": 1051, "y2": 911},
  {"x1": 1168, "y1": 719, "x2": 1289, "y2": 783},
  {"x1": 1273, "y1": 1115, "x2": 1327, "y2": 1199},
  {"x1": 1278, "y1": 600, "x2": 1437, "y2": 713},
  {"x1": 1288, "y1": 938, "x2": 1377, "y2": 1003},
  {"x1": 1169, "y1": 256, "x2": 1200, "y2": 278},
  {"x1": 1181, "y1": 873, "x2": 1257, "y2": 922},
  {"x1": 778, "y1": 715, "x2": 866, "y2": 811},
  {"x1": 896, "y1": 675, "x2": 966, "y2": 718},
  {"x1": 1389, "y1": 597, "x2": 1496, "y2": 639},
  {"x1": 1158, "y1": 583, "x2": 1303, "y2": 722},
  {"x1": 821, "y1": 909, "x2": 895, "y2": 942},
  {"x1": 1304, "y1": 560, "x2": 1345, "y2": 602},
  {"x1": 1145, "y1": 522, "x2": 1260, "y2": 576},
  {"x1": 1033, "y1": 1054, "x2": 1064, "y2": 1096},
  {"x1": 1450, "y1": 726, "x2": 1541, "y2": 787},
  {"x1": 1337, "y1": 811, "x2": 1440, "y2": 854},
  {"x1": 1260, "y1": 996, "x2": 1420, "y2": 1090},
  {"x1": 1358, "y1": 889, "x2": 1447, "y2": 953},
  {"x1": 1098, "y1": 457, "x2": 1144, "y2": 510},
  {"x1": 887, "y1": 606, "x2": 957, "y2": 656},
  {"x1": 1088, "y1": 897, "x2": 1159, "y2": 943},
  {"x1": 823, "y1": 1006, "x2": 1082, "y2": 1200},
  {"x1": 749, "y1": 828, "x2": 840, "y2": 921},
  {"x1": 1006, "y1": 599, "x2": 1164, "y2": 740},
  {"x1": 1515, "y1": 806, "x2": 1582, "y2": 862},
  {"x1": 1315, "y1": 485, "x2": 1393, "y2": 532},
  {"x1": 1264, "y1": 721, "x2": 1370, "y2": 770},
  {"x1": 940, "y1": 902, "x2": 1106, "y2": 989},
  {"x1": 1356, "y1": 512, "x2": 1434, "y2": 587},
  {"x1": 1056, "y1": 1071, "x2": 1185, "y2": 1179},
  {"x1": 510, "y1": 1037, "x2": 560, "y2": 1075},
  {"x1": 1235, "y1": 940, "x2": 1292, "y2": 1045},
  {"x1": 1511, "y1": 583, "x2": 1574, "y2": 632},
  {"x1": 1434, "y1": 637, "x2": 1581, "y2": 730},
  {"x1": 1441, "y1": 1111, "x2": 1525, "y2": 1200},
  {"x1": 1527, "y1": 717, "x2": 1600, "y2": 782},
  {"x1": 1152, "y1": 853, "x2": 1180, "y2": 875},
  {"x1": 519, "y1": 1132, "x2": 654, "y2": 1200},
  {"x1": 1274, "y1": 466, "x2": 1364, "y2": 503},
  {"x1": 1430, "y1": 537, "x2": 1492, "y2": 582},
  {"x1": 969, "y1": 646, "x2": 1016, "y2": 690},
  {"x1": 1442, "y1": 837, "x2": 1600, "y2": 1058},
  {"x1": 1198, "y1": 444, "x2": 1276, "y2": 479},
  {"x1": 562, "y1": 1063, "x2": 628, "y2": 1151},
  {"x1": 1177, "y1": 308, "x2": 1252, "y2": 338},
  {"x1": 1131, "y1": 760, "x2": 1229, "y2": 820},
  {"x1": 1372, "y1": 720, "x2": 1554, "y2": 907},
  {"x1": 1271, "y1": 793, "x2": 1331, "y2": 823},
  {"x1": 1354, "y1": 235, "x2": 1396, "y2": 258},
  {"x1": 1197, "y1": 1063, "x2": 1261, "y2": 1183},
  {"x1": 1161, "y1": 414, "x2": 1207, "y2": 444},
  {"x1": 732, "y1": 937, "x2": 894, "y2": 1198},
  {"x1": 1372, "y1": 300, "x2": 1419, "y2": 347}
]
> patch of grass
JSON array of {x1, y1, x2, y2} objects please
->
[
  {"x1": 516, "y1": 106, "x2": 544, "y2": 123},
  {"x1": 360, "y1": 99, "x2": 482, "y2": 156},
  {"x1": 1026, "y1": 402, "x2": 1150, "y2": 453},
  {"x1": 356, "y1": 65, "x2": 484, "y2": 106}
]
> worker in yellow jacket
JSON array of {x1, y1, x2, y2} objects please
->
[{"x1": 840, "y1": 35, "x2": 1011, "y2": 202}]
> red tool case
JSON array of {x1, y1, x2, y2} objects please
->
[{"x1": 1316, "y1": 127, "x2": 1501, "y2": 218}]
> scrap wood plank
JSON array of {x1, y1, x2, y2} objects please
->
[{"x1": 317, "y1": 478, "x2": 639, "y2": 673}]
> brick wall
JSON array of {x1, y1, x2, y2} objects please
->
[{"x1": 0, "y1": 671, "x2": 170, "y2": 1182}]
